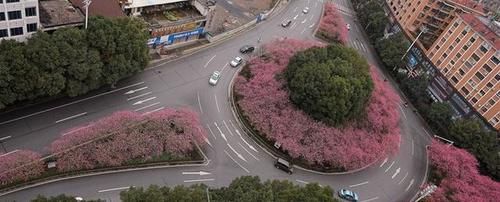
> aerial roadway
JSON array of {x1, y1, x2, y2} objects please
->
[{"x1": 0, "y1": 0, "x2": 430, "y2": 201}]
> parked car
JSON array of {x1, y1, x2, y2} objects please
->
[
  {"x1": 302, "y1": 7, "x2": 309, "y2": 14},
  {"x1": 281, "y1": 20, "x2": 292, "y2": 27},
  {"x1": 230, "y1": 56, "x2": 243, "y2": 67},
  {"x1": 338, "y1": 189, "x2": 359, "y2": 202},
  {"x1": 209, "y1": 71, "x2": 221, "y2": 85},
  {"x1": 239, "y1": 45, "x2": 255, "y2": 54},
  {"x1": 346, "y1": 23, "x2": 351, "y2": 31},
  {"x1": 274, "y1": 158, "x2": 293, "y2": 174}
]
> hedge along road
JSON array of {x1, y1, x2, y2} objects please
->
[{"x1": 0, "y1": 0, "x2": 430, "y2": 201}]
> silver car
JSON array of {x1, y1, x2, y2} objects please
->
[
  {"x1": 209, "y1": 71, "x2": 221, "y2": 85},
  {"x1": 230, "y1": 56, "x2": 243, "y2": 67}
]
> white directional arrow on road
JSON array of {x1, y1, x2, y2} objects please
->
[
  {"x1": 308, "y1": 23, "x2": 315, "y2": 28},
  {"x1": 125, "y1": 86, "x2": 148, "y2": 95},
  {"x1": 228, "y1": 143, "x2": 247, "y2": 162},
  {"x1": 379, "y1": 157, "x2": 388, "y2": 167},
  {"x1": 235, "y1": 129, "x2": 258, "y2": 152},
  {"x1": 293, "y1": 14, "x2": 298, "y2": 20},
  {"x1": 203, "y1": 137, "x2": 213, "y2": 148},
  {"x1": 392, "y1": 168, "x2": 401, "y2": 179},
  {"x1": 214, "y1": 122, "x2": 227, "y2": 142},
  {"x1": 182, "y1": 171, "x2": 211, "y2": 176},
  {"x1": 133, "y1": 97, "x2": 156, "y2": 105}
]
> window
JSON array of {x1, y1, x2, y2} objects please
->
[
  {"x1": 9, "y1": 27, "x2": 23, "y2": 36},
  {"x1": 462, "y1": 45, "x2": 469, "y2": 51},
  {"x1": 0, "y1": 12, "x2": 5, "y2": 21},
  {"x1": 461, "y1": 30, "x2": 467, "y2": 35},
  {"x1": 492, "y1": 117, "x2": 499, "y2": 125},
  {"x1": 456, "y1": 53, "x2": 462, "y2": 58},
  {"x1": 469, "y1": 37, "x2": 476, "y2": 43},
  {"x1": 471, "y1": 97, "x2": 478, "y2": 104},
  {"x1": 480, "y1": 45, "x2": 488, "y2": 53},
  {"x1": 471, "y1": 54, "x2": 480, "y2": 62},
  {"x1": 481, "y1": 106, "x2": 487, "y2": 113},
  {"x1": 448, "y1": 45, "x2": 454, "y2": 50},
  {"x1": 486, "y1": 82, "x2": 493, "y2": 88},
  {"x1": 455, "y1": 38, "x2": 461, "y2": 43},
  {"x1": 451, "y1": 76, "x2": 459, "y2": 83},
  {"x1": 479, "y1": 90, "x2": 485, "y2": 96},
  {"x1": 475, "y1": 72, "x2": 484, "y2": 80},
  {"x1": 488, "y1": 99, "x2": 495, "y2": 106},
  {"x1": 436, "y1": 45, "x2": 441, "y2": 50},
  {"x1": 26, "y1": 23, "x2": 37, "y2": 32},
  {"x1": 25, "y1": 7, "x2": 36, "y2": 17},
  {"x1": 453, "y1": 22, "x2": 459, "y2": 27},
  {"x1": 450, "y1": 60, "x2": 455, "y2": 65},
  {"x1": 437, "y1": 60, "x2": 442, "y2": 65},
  {"x1": 0, "y1": 29, "x2": 7, "y2": 37},
  {"x1": 459, "y1": 69, "x2": 465, "y2": 76},
  {"x1": 461, "y1": 87, "x2": 470, "y2": 95},
  {"x1": 483, "y1": 64, "x2": 492, "y2": 73},
  {"x1": 491, "y1": 56, "x2": 499, "y2": 65},
  {"x1": 7, "y1": 10, "x2": 21, "y2": 20},
  {"x1": 495, "y1": 74, "x2": 500, "y2": 81},
  {"x1": 6, "y1": 0, "x2": 20, "y2": 2},
  {"x1": 443, "y1": 53, "x2": 448, "y2": 58}
]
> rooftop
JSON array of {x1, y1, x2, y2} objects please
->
[
  {"x1": 460, "y1": 13, "x2": 500, "y2": 50},
  {"x1": 449, "y1": 0, "x2": 486, "y2": 14},
  {"x1": 39, "y1": 0, "x2": 84, "y2": 30},
  {"x1": 70, "y1": 0, "x2": 125, "y2": 18},
  {"x1": 122, "y1": 0, "x2": 187, "y2": 9},
  {"x1": 142, "y1": 5, "x2": 204, "y2": 28}
]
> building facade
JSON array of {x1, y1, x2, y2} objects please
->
[{"x1": 0, "y1": 0, "x2": 40, "y2": 41}]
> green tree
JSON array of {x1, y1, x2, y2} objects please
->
[
  {"x1": 400, "y1": 75, "x2": 432, "y2": 113},
  {"x1": 426, "y1": 102, "x2": 453, "y2": 136},
  {"x1": 32, "y1": 194, "x2": 103, "y2": 202},
  {"x1": 375, "y1": 33, "x2": 410, "y2": 70},
  {"x1": 285, "y1": 44, "x2": 373, "y2": 126}
]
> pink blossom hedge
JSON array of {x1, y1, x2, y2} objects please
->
[
  {"x1": 50, "y1": 108, "x2": 206, "y2": 172},
  {"x1": 0, "y1": 150, "x2": 45, "y2": 186},
  {"x1": 317, "y1": 3, "x2": 348, "y2": 44},
  {"x1": 235, "y1": 39, "x2": 400, "y2": 170},
  {"x1": 427, "y1": 140, "x2": 500, "y2": 202}
]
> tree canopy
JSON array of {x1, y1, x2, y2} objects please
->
[{"x1": 285, "y1": 44, "x2": 373, "y2": 126}]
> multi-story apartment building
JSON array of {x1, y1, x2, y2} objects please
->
[
  {"x1": 386, "y1": 0, "x2": 485, "y2": 49},
  {"x1": 426, "y1": 13, "x2": 499, "y2": 129},
  {"x1": 0, "y1": 0, "x2": 40, "y2": 41}
]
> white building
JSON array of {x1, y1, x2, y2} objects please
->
[{"x1": 0, "y1": 0, "x2": 40, "y2": 42}]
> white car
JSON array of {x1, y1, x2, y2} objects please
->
[
  {"x1": 209, "y1": 71, "x2": 221, "y2": 86},
  {"x1": 230, "y1": 56, "x2": 243, "y2": 67},
  {"x1": 302, "y1": 7, "x2": 309, "y2": 14},
  {"x1": 346, "y1": 23, "x2": 351, "y2": 30}
]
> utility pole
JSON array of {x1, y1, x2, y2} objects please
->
[
  {"x1": 401, "y1": 26, "x2": 427, "y2": 60},
  {"x1": 83, "y1": 0, "x2": 92, "y2": 29}
]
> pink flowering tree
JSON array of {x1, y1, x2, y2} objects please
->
[
  {"x1": 0, "y1": 150, "x2": 45, "y2": 186},
  {"x1": 235, "y1": 39, "x2": 400, "y2": 170},
  {"x1": 317, "y1": 3, "x2": 348, "y2": 44},
  {"x1": 50, "y1": 108, "x2": 206, "y2": 172},
  {"x1": 427, "y1": 140, "x2": 500, "y2": 201}
]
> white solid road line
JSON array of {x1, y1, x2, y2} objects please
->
[
  {"x1": 384, "y1": 161, "x2": 395, "y2": 173},
  {"x1": 0, "y1": 135, "x2": 12, "y2": 141},
  {"x1": 98, "y1": 186, "x2": 131, "y2": 193},
  {"x1": 223, "y1": 120, "x2": 234, "y2": 136},
  {"x1": 124, "y1": 86, "x2": 148, "y2": 95},
  {"x1": 399, "y1": 105, "x2": 407, "y2": 120},
  {"x1": 214, "y1": 94, "x2": 221, "y2": 113},
  {"x1": 142, "y1": 107, "x2": 164, "y2": 115},
  {"x1": 133, "y1": 97, "x2": 156, "y2": 105},
  {"x1": 296, "y1": 179, "x2": 309, "y2": 184},
  {"x1": 405, "y1": 179, "x2": 415, "y2": 192},
  {"x1": 197, "y1": 91, "x2": 203, "y2": 114},
  {"x1": 361, "y1": 196, "x2": 379, "y2": 202},
  {"x1": 184, "y1": 178, "x2": 215, "y2": 183},
  {"x1": 349, "y1": 181, "x2": 369, "y2": 188},
  {"x1": 55, "y1": 112, "x2": 87, "y2": 124},
  {"x1": 228, "y1": 143, "x2": 247, "y2": 162},
  {"x1": 392, "y1": 168, "x2": 401, "y2": 179},
  {"x1": 422, "y1": 128, "x2": 431, "y2": 136},
  {"x1": 398, "y1": 172, "x2": 408, "y2": 185},
  {"x1": 224, "y1": 150, "x2": 250, "y2": 173},
  {"x1": 235, "y1": 129, "x2": 258, "y2": 153},
  {"x1": 206, "y1": 124, "x2": 217, "y2": 140},
  {"x1": 0, "y1": 150, "x2": 18, "y2": 157},
  {"x1": 238, "y1": 142, "x2": 259, "y2": 161},
  {"x1": 62, "y1": 124, "x2": 94, "y2": 136},
  {"x1": 379, "y1": 157, "x2": 388, "y2": 167},
  {"x1": 411, "y1": 139, "x2": 415, "y2": 156},
  {"x1": 214, "y1": 122, "x2": 227, "y2": 142},
  {"x1": 0, "y1": 82, "x2": 145, "y2": 126},
  {"x1": 182, "y1": 171, "x2": 211, "y2": 176},
  {"x1": 127, "y1": 92, "x2": 152, "y2": 101},
  {"x1": 204, "y1": 54, "x2": 217, "y2": 68},
  {"x1": 134, "y1": 102, "x2": 160, "y2": 112}
]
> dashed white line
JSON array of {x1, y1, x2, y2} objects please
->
[
  {"x1": 235, "y1": 129, "x2": 258, "y2": 153},
  {"x1": 308, "y1": 23, "x2": 315, "y2": 28},
  {"x1": 379, "y1": 157, "x2": 388, "y2": 167},
  {"x1": 134, "y1": 102, "x2": 160, "y2": 112},
  {"x1": 361, "y1": 196, "x2": 379, "y2": 202},
  {"x1": 238, "y1": 142, "x2": 259, "y2": 161},
  {"x1": 296, "y1": 179, "x2": 309, "y2": 184},
  {"x1": 133, "y1": 97, "x2": 157, "y2": 105},
  {"x1": 293, "y1": 14, "x2": 299, "y2": 20},
  {"x1": 127, "y1": 92, "x2": 152, "y2": 101},
  {"x1": 55, "y1": 112, "x2": 87, "y2": 123},
  {"x1": 220, "y1": 63, "x2": 229, "y2": 73},
  {"x1": 392, "y1": 168, "x2": 401, "y2": 179},
  {"x1": 206, "y1": 124, "x2": 217, "y2": 140},
  {"x1": 214, "y1": 122, "x2": 227, "y2": 142},
  {"x1": 62, "y1": 124, "x2": 93, "y2": 136},
  {"x1": 224, "y1": 150, "x2": 250, "y2": 173},
  {"x1": 301, "y1": 19, "x2": 307, "y2": 24},
  {"x1": 124, "y1": 86, "x2": 148, "y2": 95},
  {"x1": 223, "y1": 120, "x2": 234, "y2": 136},
  {"x1": 349, "y1": 181, "x2": 369, "y2": 188},
  {"x1": 184, "y1": 178, "x2": 215, "y2": 183},
  {"x1": 197, "y1": 91, "x2": 203, "y2": 114},
  {"x1": 214, "y1": 94, "x2": 221, "y2": 113},
  {"x1": 398, "y1": 172, "x2": 408, "y2": 184},
  {"x1": 204, "y1": 54, "x2": 217, "y2": 68},
  {"x1": 384, "y1": 161, "x2": 395, "y2": 173},
  {"x1": 98, "y1": 186, "x2": 131, "y2": 193},
  {"x1": 227, "y1": 143, "x2": 247, "y2": 162},
  {"x1": 405, "y1": 179, "x2": 415, "y2": 192},
  {"x1": 0, "y1": 136, "x2": 12, "y2": 141},
  {"x1": 0, "y1": 149, "x2": 18, "y2": 157}
]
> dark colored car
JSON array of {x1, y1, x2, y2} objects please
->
[
  {"x1": 239, "y1": 45, "x2": 255, "y2": 54},
  {"x1": 338, "y1": 189, "x2": 359, "y2": 202},
  {"x1": 274, "y1": 158, "x2": 293, "y2": 174},
  {"x1": 281, "y1": 20, "x2": 292, "y2": 27}
]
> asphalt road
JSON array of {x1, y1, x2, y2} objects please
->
[{"x1": 0, "y1": 0, "x2": 432, "y2": 201}]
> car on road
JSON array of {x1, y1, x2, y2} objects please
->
[
  {"x1": 230, "y1": 56, "x2": 243, "y2": 67},
  {"x1": 239, "y1": 45, "x2": 255, "y2": 54},
  {"x1": 275, "y1": 158, "x2": 293, "y2": 174},
  {"x1": 281, "y1": 20, "x2": 292, "y2": 27},
  {"x1": 209, "y1": 71, "x2": 221, "y2": 85},
  {"x1": 338, "y1": 189, "x2": 359, "y2": 202},
  {"x1": 302, "y1": 7, "x2": 309, "y2": 14},
  {"x1": 346, "y1": 23, "x2": 351, "y2": 31}
]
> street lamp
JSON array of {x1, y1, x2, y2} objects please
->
[
  {"x1": 83, "y1": 0, "x2": 92, "y2": 29},
  {"x1": 401, "y1": 26, "x2": 427, "y2": 60}
]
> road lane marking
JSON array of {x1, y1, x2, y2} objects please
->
[
  {"x1": 309, "y1": 14, "x2": 314, "y2": 21},
  {"x1": 398, "y1": 172, "x2": 408, "y2": 184},
  {"x1": 223, "y1": 120, "x2": 234, "y2": 136},
  {"x1": 184, "y1": 178, "x2": 215, "y2": 183},
  {"x1": 214, "y1": 122, "x2": 227, "y2": 142},
  {"x1": 392, "y1": 168, "x2": 401, "y2": 179},
  {"x1": 399, "y1": 105, "x2": 407, "y2": 120},
  {"x1": 301, "y1": 19, "x2": 307, "y2": 24},
  {"x1": 206, "y1": 124, "x2": 216, "y2": 140},
  {"x1": 405, "y1": 179, "x2": 414, "y2": 192},
  {"x1": 224, "y1": 150, "x2": 250, "y2": 173},
  {"x1": 296, "y1": 179, "x2": 309, "y2": 184},
  {"x1": 63, "y1": 125, "x2": 94, "y2": 136},
  {"x1": 293, "y1": 14, "x2": 298, "y2": 20},
  {"x1": 204, "y1": 54, "x2": 216, "y2": 68},
  {"x1": 349, "y1": 181, "x2": 369, "y2": 188},
  {"x1": 384, "y1": 161, "x2": 395, "y2": 173},
  {"x1": 134, "y1": 102, "x2": 160, "y2": 112},
  {"x1": 220, "y1": 63, "x2": 229, "y2": 73},
  {"x1": 197, "y1": 91, "x2": 203, "y2": 114},
  {"x1": 361, "y1": 197, "x2": 379, "y2": 202},
  {"x1": 133, "y1": 97, "x2": 156, "y2": 105},
  {"x1": 214, "y1": 94, "x2": 221, "y2": 113},
  {"x1": 142, "y1": 107, "x2": 164, "y2": 115},
  {"x1": 235, "y1": 129, "x2": 258, "y2": 153},
  {"x1": 124, "y1": 86, "x2": 148, "y2": 95},
  {"x1": 309, "y1": 23, "x2": 315, "y2": 28},
  {"x1": 293, "y1": 7, "x2": 298, "y2": 12},
  {"x1": 422, "y1": 128, "x2": 431, "y2": 136},
  {"x1": 203, "y1": 137, "x2": 213, "y2": 148},
  {"x1": 0, "y1": 82, "x2": 144, "y2": 126},
  {"x1": 182, "y1": 171, "x2": 211, "y2": 176},
  {"x1": 228, "y1": 143, "x2": 247, "y2": 162},
  {"x1": 291, "y1": 22, "x2": 297, "y2": 29},
  {"x1": 55, "y1": 112, "x2": 87, "y2": 123},
  {"x1": 127, "y1": 92, "x2": 152, "y2": 101},
  {"x1": 238, "y1": 142, "x2": 259, "y2": 161},
  {"x1": 379, "y1": 157, "x2": 388, "y2": 167},
  {"x1": 0, "y1": 150, "x2": 18, "y2": 157},
  {"x1": 0, "y1": 136, "x2": 12, "y2": 141},
  {"x1": 98, "y1": 186, "x2": 131, "y2": 193},
  {"x1": 411, "y1": 139, "x2": 415, "y2": 156}
]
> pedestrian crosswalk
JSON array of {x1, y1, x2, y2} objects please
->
[{"x1": 348, "y1": 39, "x2": 368, "y2": 53}]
